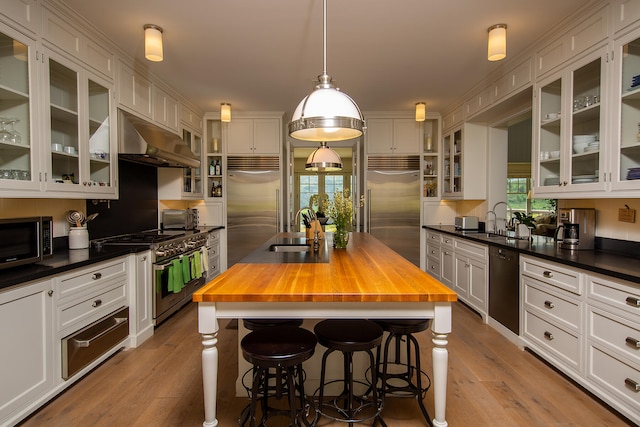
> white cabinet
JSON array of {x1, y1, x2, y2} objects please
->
[
  {"x1": 521, "y1": 255, "x2": 584, "y2": 374},
  {"x1": 422, "y1": 117, "x2": 440, "y2": 199},
  {"x1": 226, "y1": 116, "x2": 282, "y2": 155},
  {"x1": 129, "y1": 251, "x2": 153, "y2": 347},
  {"x1": 439, "y1": 234, "x2": 454, "y2": 290},
  {"x1": 153, "y1": 86, "x2": 180, "y2": 133},
  {"x1": 492, "y1": 58, "x2": 533, "y2": 102},
  {"x1": 0, "y1": 279, "x2": 54, "y2": 427},
  {"x1": 117, "y1": 62, "x2": 153, "y2": 120},
  {"x1": 441, "y1": 105, "x2": 464, "y2": 133},
  {"x1": 441, "y1": 123, "x2": 487, "y2": 199},
  {"x1": 365, "y1": 117, "x2": 421, "y2": 154},
  {"x1": 425, "y1": 230, "x2": 441, "y2": 279},
  {"x1": 454, "y1": 239, "x2": 488, "y2": 319},
  {"x1": 533, "y1": 48, "x2": 607, "y2": 197},
  {"x1": 42, "y1": 48, "x2": 117, "y2": 198}
]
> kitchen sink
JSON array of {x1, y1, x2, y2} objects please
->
[{"x1": 268, "y1": 244, "x2": 311, "y2": 252}]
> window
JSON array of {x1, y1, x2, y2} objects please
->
[
  {"x1": 506, "y1": 177, "x2": 556, "y2": 218},
  {"x1": 297, "y1": 174, "x2": 348, "y2": 231}
]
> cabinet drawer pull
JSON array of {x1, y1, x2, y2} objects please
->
[
  {"x1": 431, "y1": 250, "x2": 436, "y2": 255},
  {"x1": 544, "y1": 300, "x2": 555, "y2": 309},
  {"x1": 543, "y1": 271, "x2": 553, "y2": 278},
  {"x1": 444, "y1": 251, "x2": 451, "y2": 256},
  {"x1": 626, "y1": 296, "x2": 640, "y2": 307},
  {"x1": 92, "y1": 272, "x2": 102, "y2": 280},
  {"x1": 624, "y1": 378, "x2": 640, "y2": 392},
  {"x1": 444, "y1": 239, "x2": 450, "y2": 244},
  {"x1": 92, "y1": 299, "x2": 102, "y2": 308},
  {"x1": 626, "y1": 337, "x2": 640, "y2": 348},
  {"x1": 430, "y1": 265, "x2": 437, "y2": 270},
  {"x1": 543, "y1": 331, "x2": 554, "y2": 341}
]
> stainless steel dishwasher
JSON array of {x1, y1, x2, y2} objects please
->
[{"x1": 489, "y1": 246, "x2": 520, "y2": 334}]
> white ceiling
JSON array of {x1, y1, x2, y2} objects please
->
[{"x1": 61, "y1": 0, "x2": 586, "y2": 120}]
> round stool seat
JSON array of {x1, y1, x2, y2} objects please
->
[
  {"x1": 242, "y1": 326, "x2": 317, "y2": 368},
  {"x1": 243, "y1": 318, "x2": 304, "y2": 331},
  {"x1": 314, "y1": 319, "x2": 383, "y2": 352},
  {"x1": 373, "y1": 319, "x2": 430, "y2": 335}
]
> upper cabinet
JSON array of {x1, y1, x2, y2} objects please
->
[
  {"x1": 533, "y1": 48, "x2": 607, "y2": 196},
  {"x1": 0, "y1": 20, "x2": 116, "y2": 199},
  {"x1": 365, "y1": 117, "x2": 421, "y2": 154},
  {"x1": 152, "y1": 86, "x2": 179, "y2": 133},
  {"x1": 422, "y1": 117, "x2": 440, "y2": 199},
  {"x1": 157, "y1": 125, "x2": 204, "y2": 200},
  {"x1": 117, "y1": 62, "x2": 152, "y2": 120},
  {"x1": 441, "y1": 123, "x2": 487, "y2": 200},
  {"x1": 610, "y1": 29, "x2": 640, "y2": 194},
  {"x1": 226, "y1": 115, "x2": 282, "y2": 155}
]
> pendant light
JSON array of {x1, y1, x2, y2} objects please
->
[
  {"x1": 289, "y1": 0, "x2": 364, "y2": 142},
  {"x1": 487, "y1": 24, "x2": 507, "y2": 61},
  {"x1": 305, "y1": 141, "x2": 342, "y2": 172},
  {"x1": 144, "y1": 24, "x2": 164, "y2": 62}
]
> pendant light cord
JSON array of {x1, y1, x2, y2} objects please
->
[{"x1": 323, "y1": 0, "x2": 327, "y2": 76}]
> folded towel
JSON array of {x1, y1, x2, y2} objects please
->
[
  {"x1": 201, "y1": 247, "x2": 209, "y2": 273},
  {"x1": 190, "y1": 254, "x2": 196, "y2": 279},
  {"x1": 194, "y1": 250, "x2": 202, "y2": 278},
  {"x1": 181, "y1": 256, "x2": 191, "y2": 283},
  {"x1": 172, "y1": 259, "x2": 183, "y2": 292}
]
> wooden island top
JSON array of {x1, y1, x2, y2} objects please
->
[
  {"x1": 194, "y1": 232, "x2": 456, "y2": 427},
  {"x1": 193, "y1": 232, "x2": 457, "y2": 304}
]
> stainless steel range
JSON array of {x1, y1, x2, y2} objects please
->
[{"x1": 101, "y1": 230, "x2": 208, "y2": 325}]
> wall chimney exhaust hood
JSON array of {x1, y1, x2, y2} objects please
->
[{"x1": 118, "y1": 109, "x2": 200, "y2": 168}]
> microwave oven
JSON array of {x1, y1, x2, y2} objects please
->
[{"x1": 0, "y1": 216, "x2": 53, "y2": 270}]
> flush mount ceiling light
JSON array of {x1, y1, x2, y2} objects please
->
[
  {"x1": 415, "y1": 102, "x2": 426, "y2": 122},
  {"x1": 289, "y1": 0, "x2": 364, "y2": 142},
  {"x1": 221, "y1": 103, "x2": 231, "y2": 122},
  {"x1": 305, "y1": 141, "x2": 343, "y2": 172},
  {"x1": 144, "y1": 24, "x2": 163, "y2": 62},
  {"x1": 487, "y1": 24, "x2": 507, "y2": 61}
]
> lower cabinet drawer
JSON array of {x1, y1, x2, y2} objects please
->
[
  {"x1": 57, "y1": 282, "x2": 126, "y2": 332},
  {"x1": 588, "y1": 307, "x2": 640, "y2": 365},
  {"x1": 524, "y1": 279, "x2": 581, "y2": 331},
  {"x1": 426, "y1": 257, "x2": 440, "y2": 279},
  {"x1": 588, "y1": 344, "x2": 640, "y2": 410},
  {"x1": 524, "y1": 310, "x2": 581, "y2": 372}
]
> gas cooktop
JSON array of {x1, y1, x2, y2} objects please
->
[{"x1": 101, "y1": 230, "x2": 187, "y2": 245}]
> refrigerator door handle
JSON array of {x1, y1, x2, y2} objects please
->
[
  {"x1": 275, "y1": 189, "x2": 280, "y2": 232},
  {"x1": 367, "y1": 189, "x2": 371, "y2": 233}
]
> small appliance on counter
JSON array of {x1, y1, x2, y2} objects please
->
[
  {"x1": 161, "y1": 208, "x2": 198, "y2": 230},
  {"x1": 555, "y1": 208, "x2": 596, "y2": 251},
  {"x1": 455, "y1": 216, "x2": 479, "y2": 231}
]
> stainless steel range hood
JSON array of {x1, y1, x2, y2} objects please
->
[{"x1": 118, "y1": 109, "x2": 200, "y2": 168}]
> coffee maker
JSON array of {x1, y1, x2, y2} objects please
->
[{"x1": 555, "y1": 208, "x2": 596, "y2": 250}]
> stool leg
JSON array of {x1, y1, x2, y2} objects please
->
[
  {"x1": 248, "y1": 366, "x2": 263, "y2": 427},
  {"x1": 285, "y1": 366, "x2": 297, "y2": 426},
  {"x1": 409, "y1": 333, "x2": 433, "y2": 427},
  {"x1": 317, "y1": 348, "x2": 334, "y2": 415},
  {"x1": 368, "y1": 347, "x2": 387, "y2": 427}
]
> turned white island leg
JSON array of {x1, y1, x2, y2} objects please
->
[
  {"x1": 199, "y1": 302, "x2": 220, "y2": 427},
  {"x1": 431, "y1": 302, "x2": 452, "y2": 427}
]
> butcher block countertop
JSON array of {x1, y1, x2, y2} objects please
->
[{"x1": 193, "y1": 232, "x2": 457, "y2": 303}]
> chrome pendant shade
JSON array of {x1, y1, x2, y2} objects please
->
[
  {"x1": 288, "y1": 0, "x2": 364, "y2": 142},
  {"x1": 305, "y1": 141, "x2": 343, "y2": 172}
]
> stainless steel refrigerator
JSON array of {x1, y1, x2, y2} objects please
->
[
  {"x1": 226, "y1": 156, "x2": 281, "y2": 267},
  {"x1": 366, "y1": 156, "x2": 421, "y2": 266}
]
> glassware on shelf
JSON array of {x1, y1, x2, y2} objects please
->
[
  {"x1": 8, "y1": 118, "x2": 21, "y2": 144},
  {"x1": 0, "y1": 118, "x2": 12, "y2": 142}
]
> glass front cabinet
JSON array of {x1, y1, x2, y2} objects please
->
[
  {"x1": 611, "y1": 31, "x2": 640, "y2": 193},
  {"x1": 534, "y1": 48, "x2": 606, "y2": 196},
  {"x1": 441, "y1": 127, "x2": 462, "y2": 198},
  {"x1": 422, "y1": 118, "x2": 439, "y2": 198}
]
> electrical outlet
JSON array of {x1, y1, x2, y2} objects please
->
[{"x1": 618, "y1": 208, "x2": 636, "y2": 223}]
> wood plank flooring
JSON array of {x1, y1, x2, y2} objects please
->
[{"x1": 19, "y1": 302, "x2": 634, "y2": 427}]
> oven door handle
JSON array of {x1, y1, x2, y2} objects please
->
[
  {"x1": 72, "y1": 316, "x2": 128, "y2": 348},
  {"x1": 154, "y1": 261, "x2": 174, "y2": 271},
  {"x1": 153, "y1": 248, "x2": 206, "y2": 271}
]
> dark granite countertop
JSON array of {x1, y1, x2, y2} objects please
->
[
  {"x1": 424, "y1": 225, "x2": 640, "y2": 285},
  {"x1": 0, "y1": 226, "x2": 225, "y2": 293}
]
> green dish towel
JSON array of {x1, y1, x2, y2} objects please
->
[
  {"x1": 194, "y1": 251, "x2": 202, "y2": 279},
  {"x1": 171, "y1": 258, "x2": 183, "y2": 292},
  {"x1": 181, "y1": 256, "x2": 191, "y2": 284}
]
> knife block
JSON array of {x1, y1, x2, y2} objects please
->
[{"x1": 306, "y1": 220, "x2": 325, "y2": 240}]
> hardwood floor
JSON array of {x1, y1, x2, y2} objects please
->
[{"x1": 20, "y1": 302, "x2": 633, "y2": 427}]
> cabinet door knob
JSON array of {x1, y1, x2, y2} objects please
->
[
  {"x1": 626, "y1": 337, "x2": 640, "y2": 348},
  {"x1": 48, "y1": 290, "x2": 54, "y2": 297},
  {"x1": 544, "y1": 300, "x2": 555, "y2": 309},
  {"x1": 92, "y1": 272, "x2": 102, "y2": 280},
  {"x1": 92, "y1": 299, "x2": 102, "y2": 308},
  {"x1": 543, "y1": 331, "x2": 554, "y2": 341},
  {"x1": 543, "y1": 271, "x2": 553, "y2": 278}
]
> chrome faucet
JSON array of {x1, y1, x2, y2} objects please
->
[
  {"x1": 486, "y1": 210, "x2": 496, "y2": 233},
  {"x1": 294, "y1": 207, "x2": 314, "y2": 231},
  {"x1": 491, "y1": 201, "x2": 511, "y2": 235}
]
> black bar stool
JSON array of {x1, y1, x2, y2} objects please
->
[
  {"x1": 313, "y1": 319, "x2": 386, "y2": 426},
  {"x1": 240, "y1": 325, "x2": 317, "y2": 427},
  {"x1": 243, "y1": 318, "x2": 304, "y2": 331},
  {"x1": 372, "y1": 319, "x2": 433, "y2": 426}
]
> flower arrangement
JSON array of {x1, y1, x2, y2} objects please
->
[{"x1": 323, "y1": 189, "x2": 362, "y2": 248}]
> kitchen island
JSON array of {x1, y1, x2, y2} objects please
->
[{"x1": 193, "y1": 232, "x2": 457, "y2": 427}]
